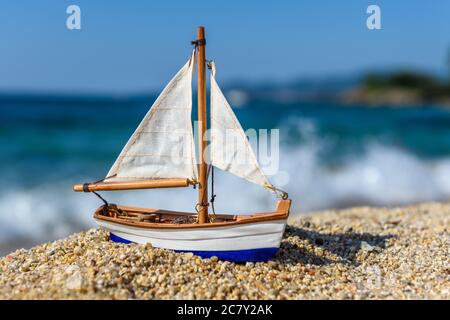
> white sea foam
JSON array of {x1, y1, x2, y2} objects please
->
[{"x1": 277, "y1": 142, "x2": 450, "y2": 211}]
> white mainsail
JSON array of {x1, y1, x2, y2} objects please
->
[
  {"x1": 209, "y1": 62, "x2": 274, "y2": 191},
  {"x1": 105, "y1": 53, "x2": 198, "y2": 182}
]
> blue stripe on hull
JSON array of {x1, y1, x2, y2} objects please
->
[
  {"x1": 109, "y1": 233, "x2": 278, "y2": 262},
  {"x1": 110, "y1": 233, "x2": 133, "y2": 244}
]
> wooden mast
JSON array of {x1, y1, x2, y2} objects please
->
[{"x1": 196, "y1": 26, "x2": 208, "y2": 224}]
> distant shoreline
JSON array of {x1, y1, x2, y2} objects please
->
[
  {"x1": 340, "y1": 86, "x2": 450, "y2": 108},
  {"x1": 2, "y1": 70, "x2": 448, "y2": 109},
  {"x1": 340, "y1": 71, "x2": 450, "y2": 108}
]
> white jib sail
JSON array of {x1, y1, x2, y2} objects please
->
[
  {"x1": 105, "y1": 52, "x2": 197, "y2": 182},
  {"x1": 209, "y1": 62, "x2": 274, "y2": 190}
]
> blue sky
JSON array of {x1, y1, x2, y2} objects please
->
[{"x1": 1, "y1": 0, "x2": 449, "y2": 93}]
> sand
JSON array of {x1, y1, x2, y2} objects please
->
[{"x1": 0, "y1": 202, "x2": 448, "y2": 299}]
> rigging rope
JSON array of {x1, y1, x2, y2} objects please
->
[
  {"x1": 82, "y1": 175, "x2": 125, "y2": 216},
  {"x1": 267, "y1": 185, "x2": 289, "y2": 200},
  {"x1": 83, "y1": 176, "x2": 110, "y2": 206},
  {"x1": 194, "y1": 164, "x2": 217, "y2": 223},
  {"x1": 92, "y1": 191, "x2": 108, "y2": 206},
  {"x1": 209, "y1": 165, "x2": 217, "y2": 221}
]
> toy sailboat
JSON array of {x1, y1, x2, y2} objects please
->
[{"x1": 73, "y1": 27, "x2": 291, "y2": 262}]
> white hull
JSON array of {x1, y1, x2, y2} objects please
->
[
  {"x1": 95, "y1": 218, "x2": 286, "y2": 251},
  {"x1": 95, "y1": 217, "x2": 287, "y2": 262}
]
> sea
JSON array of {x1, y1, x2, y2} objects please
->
[{"x1": 1, "y1": 93, "x2": 450, "y2": 254}]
